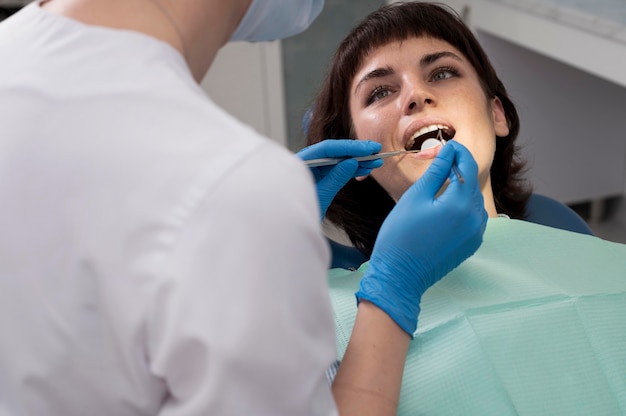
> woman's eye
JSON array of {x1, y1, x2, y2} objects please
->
[
  {"x1": 367, "y1": 86, "x2": 392, "y2": 105},
  {"x1": 431, "y1": 67, "x2": 458, "y2": 82}
]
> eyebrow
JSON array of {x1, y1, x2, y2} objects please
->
[
  {"x1": 354, "y1": 66, "x2": 394, "y2": 95},
  {"x1": 354, "y1": 50, "x2": 464, "y2": 95},
  {"x1": 420, "y1": 50, "x2": 463, "y2": 66}
]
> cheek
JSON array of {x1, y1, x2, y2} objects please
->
[{"x1": 351, "y1": 109, "x2": 393, "y2": 143}]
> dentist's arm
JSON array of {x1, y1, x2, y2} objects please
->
[
  {"x1": 333, "y1": 141, "x2": 488, "y2": 415},
  {"x1": 297, "y1": 139, "x2": 383, "y2": 220}
]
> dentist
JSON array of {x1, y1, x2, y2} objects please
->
[{"x1": 0, "y1": 1, "x2": 486, "y2": 415}]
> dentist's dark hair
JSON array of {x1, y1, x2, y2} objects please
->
[{"x1": 304, "y1": 1, "x2": 531, "y2": 257}]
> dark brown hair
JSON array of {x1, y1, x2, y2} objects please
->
[{"x1": 305, "y1": 2, "x2": 531, "y2": 256}]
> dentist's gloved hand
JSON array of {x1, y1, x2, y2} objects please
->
[
  {"x1": 356, "y1": 141, "x2": 487, "y2": 337},
  {"x1": 297, "y1": 139, "x2": 383, "y2": 219}
]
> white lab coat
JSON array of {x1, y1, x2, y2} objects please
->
[{"x1": 0, "y1": 3, "x2": 337, "y2": 415}]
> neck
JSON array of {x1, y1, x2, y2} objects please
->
[
  {"x1": 40, "y1": 0, "x2": 250, "y2": 82},
  {"x1": 146, "y1": 0, "x2": 189, "y2": 62},
  {"x1": 481, "y1": 175, "x2": 499, "y2": 218}
]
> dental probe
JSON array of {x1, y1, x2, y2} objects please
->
[
  {"x1": 303, "y1": 149, "x2": 421, "y2": 168},
  {"x1": 436, "y1": 131, "x2": 465, "y2": 183}
]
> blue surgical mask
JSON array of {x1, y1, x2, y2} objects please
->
[{"x1": 230, "y1": 0, "x2": 324, "y2": 42}]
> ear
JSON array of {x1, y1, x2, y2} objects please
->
[{"x1": 492, "y1": 96, "x2": 509, "y2": 137}]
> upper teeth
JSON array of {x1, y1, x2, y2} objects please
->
[{"x1": 407, "y1": 124, "x2": 449, "y2": 148}]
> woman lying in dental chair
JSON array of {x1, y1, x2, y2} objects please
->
[{"x1": 298, "y1": 2, "x2": 626, "y2": 414}]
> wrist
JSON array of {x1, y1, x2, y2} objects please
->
[
  {"x1": 357, "y1": 262, "x2": 428, "y2": 337},
  {"x1": 355, "y1": 288, "x2": 420, "y2": 338}
]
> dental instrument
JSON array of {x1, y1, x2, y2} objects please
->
[
  {"x1": 303, "y1": 149, "x2": 421, "y2": 168},
  {"x1": 304, "y1": 132, "x2": 464, "y2": 184},
  {"x1": 436, "y1": 130, "x2": 465, "y2": 183},
  {"x1": 420, "y1": 138, "x2": 442, "y2": 151}
]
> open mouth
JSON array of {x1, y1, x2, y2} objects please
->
[{"x1": 405, "y1": 125, "x2": 455, "y2": 151}]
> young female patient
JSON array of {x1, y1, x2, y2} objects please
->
[{"x1": 305, "y1": 2, "x2": 626, "y2": 414}]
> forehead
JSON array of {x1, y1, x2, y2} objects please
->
[{"x1": 357, "y1": 36, "x2": 464, "y2": 73}]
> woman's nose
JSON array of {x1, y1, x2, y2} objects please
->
[
  {"x1": 407, "y1": 98, "x2": 433, "y2": 111},
  {"x1": 404, "y1": 85, "x2": 434, "y2": 114}
]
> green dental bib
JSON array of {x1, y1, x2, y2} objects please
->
[{"x1": 328, "y1": 219, "x2": 626, "y2": 415}]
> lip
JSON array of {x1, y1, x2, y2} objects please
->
[
  {"x1": 416, "y1": 143, "x2": 443, "y2": 160},
  {"x1": 402, "y1": 117, "x2": 455, "y2": 150}
]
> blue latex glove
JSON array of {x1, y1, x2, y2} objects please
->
[
  {"x1": 356, "y1": 141, "x2": 487, "y2": 336},
  {"x1": 297, "y1": 140, "x2": 383, "y2": 219}
]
